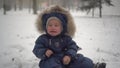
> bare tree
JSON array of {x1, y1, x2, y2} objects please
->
[
  {"x1": 28, "y1": 0, "x2": 32, "y2": 13},
  {"x1": 98, "y1": 0, "x2": 113, "y2": 17},
  {"x1": 79, "y1": 0, "x2": 113, "y2": 17},
  {"x1": 18, "y1": 0, "x2": 23, "y2": 10},
  {"x1": 32, "y1": 0, "x2": 37, "y2": 14},
  {"x1": 14, "y1": 0, "x2": 17, "y2": 11},
  {"x1": 98, "y1": 0, "x2": 102, "y2": 17},
  {"x1": 3, "y1": 0, "x2": 6, "y2": 15}
]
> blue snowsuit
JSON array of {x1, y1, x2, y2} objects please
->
[{"x1": 33, "y1": 34, "x2": 94, "y2": 68}]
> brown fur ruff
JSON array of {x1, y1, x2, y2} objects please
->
[{"x1": 36, "y1": 5, "x2": 76, "y2": 37}]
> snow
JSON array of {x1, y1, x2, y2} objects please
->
[{"x1": 0, "y1": 10, "x2": 120, "y2": 68}]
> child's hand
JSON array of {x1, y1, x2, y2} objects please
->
[
  {"x1": 45, "y1": 49, "x2": 53, "y2": 58},
  {"x1": 63, "y1": 55, "x2": 71, "y2": 65}
]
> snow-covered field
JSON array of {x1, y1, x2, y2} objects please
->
[{"x1": 0, "y1": 10, "x2": 120, "y2": 68}]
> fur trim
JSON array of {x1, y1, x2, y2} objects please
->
[{"x1": 36, "y1": 5, "x2": 76, "y2": 37}]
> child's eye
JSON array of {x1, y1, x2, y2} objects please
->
[
  {"x1": 55, "y1": 25, "x2": 58, "y2": 27},
  {"x1": 48, "y1": 24, "x2": 52, "y2": 26}
]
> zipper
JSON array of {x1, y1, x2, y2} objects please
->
[{"x1": 49, "y1": 39, "x2": 52, "y2": 46}]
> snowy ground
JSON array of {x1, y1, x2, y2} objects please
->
[{"x1": 0, "y1": 10, "x2": 120, "y2": 68}]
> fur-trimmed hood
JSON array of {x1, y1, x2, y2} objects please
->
[{"x1": 36, "y1": 5, "x2": 76, "y2": 37}]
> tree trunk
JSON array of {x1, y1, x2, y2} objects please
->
[
  {"x1": 99, "y1": 0, "x2": 102, "y2": 18},
  {"x1": 29, "y1": 0, "x2": 32, "y2": 13},
  {"x1": 14, "y1": 0, "x2": 17, "y2": 11},
  {"x1": 3, "y1": 0, "x2": 6, "y2": 15},
  {"x1": 32, "y1": 0, "x2": 37, "y2": 14},
  {"x1": 19, "y1": 0, "x2": 23, "y2": 10},
  {"x1": 92, "y1": 8, "x2": 94, "y2": 17}
]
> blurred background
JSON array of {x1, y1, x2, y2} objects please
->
[
  {"x1": 0, "y1": 0, "x2": 120, "y2": 17},
  {"x1": 0, "y1": 0, "x2": 120, "y2": 68}
]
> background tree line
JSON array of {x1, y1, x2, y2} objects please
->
[{"x1": 0, "y1": 0, "x2": 113, "y2": 18}]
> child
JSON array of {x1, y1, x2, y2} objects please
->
[{"x1": 33, "y1": 5, "x2": 94, "y2": 68}]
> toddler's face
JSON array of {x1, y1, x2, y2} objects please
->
[{"x1": 46, "y1": 19, "x2": 62, "y2": 36}]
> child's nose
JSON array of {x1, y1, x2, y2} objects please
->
[{"x1": 51, "y1": 25, "x2": 56, "y2": 28}]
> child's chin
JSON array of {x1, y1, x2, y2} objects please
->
[
  {"x1": 50, "y1": 34, "x2": 59, "y2": 36},
  {"x1": 51, "y1": 35, "x2": 58, "y2": 36}
]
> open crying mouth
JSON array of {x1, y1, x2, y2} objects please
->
[{"x1": 50, "y1": 31, "x2": 57, "y2": 33}]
